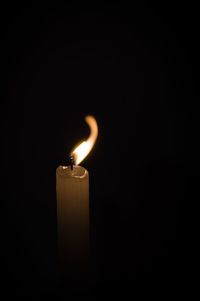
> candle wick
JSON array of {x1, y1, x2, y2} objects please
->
[{"x1": 69, "y1": 154, "x2": 75, "y2": 170}]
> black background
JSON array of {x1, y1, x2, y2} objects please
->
[{"x1": 1, "y1": 2, "x2": 197, "y2": 299}]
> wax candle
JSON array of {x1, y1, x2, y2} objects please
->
[
  {"x1": 56, "y1": 116, "x2": 98, "y2": 279},
  {"x1": 56, "y1": 165, "x2": 89, "y2": 273}
]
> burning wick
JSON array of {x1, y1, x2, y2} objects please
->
[{"x1": 69, "y1": 154, "x2": 75, "y2": 170}]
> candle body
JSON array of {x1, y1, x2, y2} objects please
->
[{"x1": 56, "y1": 165, "x2": 89, "y2": 276}]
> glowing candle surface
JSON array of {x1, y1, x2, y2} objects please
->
[{"x1": 56, "y1": 115, "x2": 98, "y2": 276}]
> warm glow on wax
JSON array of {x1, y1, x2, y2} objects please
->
[{"x1": 71, "y1": 115, "x2": 98, "y2": 165}]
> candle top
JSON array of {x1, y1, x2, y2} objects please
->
[{"x1": 56, "y1": 165, "x2": 88, "y2": 179}]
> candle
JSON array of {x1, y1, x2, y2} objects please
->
[{"x1": 56, "y1": 116, "x2": 98, "y2": 281}]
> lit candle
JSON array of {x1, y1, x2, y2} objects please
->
[{"x1": 56, "y1": 116, "x2": 98, "y2": 280}]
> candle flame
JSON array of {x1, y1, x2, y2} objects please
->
[{"x1": 71, "y1": 115, "x2": 98, "y2": 165}]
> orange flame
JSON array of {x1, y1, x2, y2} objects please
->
[{"x1": 71, "y1": 115, "x2": 98, "y2": 165}]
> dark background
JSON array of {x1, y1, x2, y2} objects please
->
[{"x1": 1, "y1": 2, "x2": 197, "y2": 299}]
